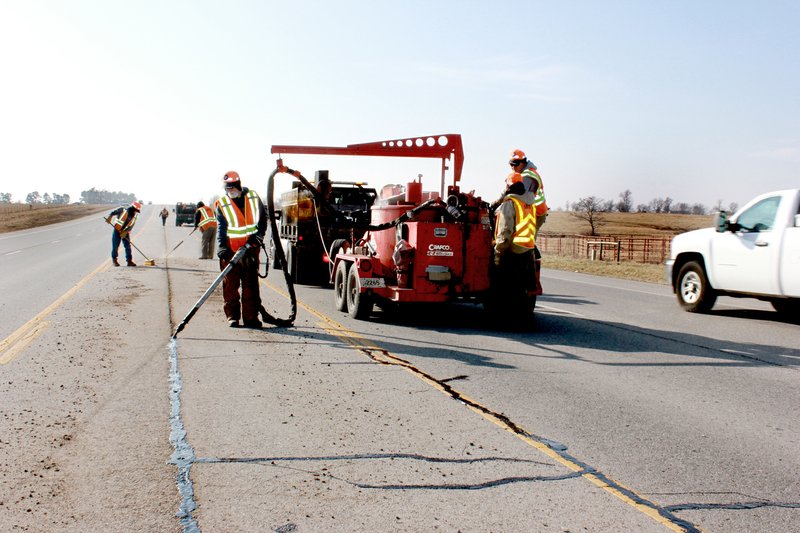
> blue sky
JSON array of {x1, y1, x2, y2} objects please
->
[{"x1": 1, "y1": 1, "x2": 798, "y2": 210}]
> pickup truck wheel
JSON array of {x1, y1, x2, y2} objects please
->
[
  {"x1": 334, "y1": 261, "x2": 349, "y2": 312},
  {"x1": 346, "y1": 266, "x2": 373, "y2": 320},
  {"x1": 676, "y1": 261, "x2": 717, "y2": 313},
  {"x1": 771, "y1": 298, "x2": 800, "y2": 317}
]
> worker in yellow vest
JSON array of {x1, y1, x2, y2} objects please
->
[
  {"x1": 194, "y1": 201, "x2": 217, "y2": 259},
  {"x1": 214, "y1": 171, "x2": 267, "y2": 329},
  {"x1": 492, "y1": 176, "x2": 538, "y2": 328}
]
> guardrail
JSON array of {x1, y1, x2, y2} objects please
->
[{"x1": 537, "y1": 234, "x2": 672, "y2": 264}]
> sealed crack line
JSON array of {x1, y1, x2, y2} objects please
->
[
  {"x1": 196, "y1": 452, "x2": 551, "y2": 466},
  {"x1": 165, "y1": 250, "x2": 200, "y2": 533},
  {"x1": 168, "y1": 338, "x2": 199, "y2": 533},
  {"x1": 665, "y1": 501, "x2": 800, "y2": 512}
]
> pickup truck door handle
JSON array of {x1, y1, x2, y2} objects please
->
[{"x1": 755, "y1": 241, "x2": 769, "y2": 247}]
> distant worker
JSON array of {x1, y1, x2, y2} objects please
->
[
  {"x1": 194, "y1": 201, "x2": 217, "y2": 259},
  {"x1": 492, "y1": 177, "x2": 538, "y2": 327},
  {"x1": 160, "y1": 207, "x2": 169, "y2": 226},
  {"x1": 106, "y1": 201, "x2": 142, "y2": 267},
  {"x1": 508, "y1": 149, "x2": 548, "y2": 229},
  {"x1": 215, "y1": 171, "x2": 267, "y2": 329}
]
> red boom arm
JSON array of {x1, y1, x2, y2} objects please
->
[{"x1": 271, "y1": 134, "x2": 464, "y2": 189}]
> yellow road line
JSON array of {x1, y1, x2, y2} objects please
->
[
  {"x1": 0, "y1": 260, "x2": 111, "y2": 365},
  {"x1": 0, "y1": 321, "x2": 51, "y2": 365},
  {"x1": 261, "y1": 278, "x2": 697, "y2": 532}
]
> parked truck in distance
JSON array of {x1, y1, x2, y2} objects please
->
[
  {"x1": 174, "y1": 202, "x2": 197, "y2": 226},
  {"x1": 666, "y1": 188, "x2": 800, "y2": 315}
]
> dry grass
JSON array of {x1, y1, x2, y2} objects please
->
[
  {"x1": 541, "y1": 211, "x2": 714, "y2": 236},
  {"x1": 0, "y1": 204, "x2": 109, "y2": 233},
  {"x1": 544, "y1": 254, "x2": 667, "y2": 284}
]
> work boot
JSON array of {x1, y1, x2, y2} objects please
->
[
  {"x1": 112, "y1": 258, "x2": 120, "y2": 267},
  {"x1": 127, "y1": 260, "x2": 137, "y2": 267},
  {"x1": 242, "y1": 320, "x2": 262, "y2": 329},
  {"x1": 228, "y1": 319, "x2": 240, "y2": 328}
]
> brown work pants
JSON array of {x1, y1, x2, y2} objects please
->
[
  {"x1": 220, "y1": 249, "x2": 261, "y2": 323},
  {"x1": 200, "y1": 227, "x2": 216, "y2": 259}
]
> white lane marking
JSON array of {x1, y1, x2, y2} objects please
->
[
  {"x1": 535, "y1": 303, "x2": 585, "y2": 317},
  {"x1": 5, "y1": 250, "x2": 21, "y2": 256},
  {"x1": 543, "y1": 271, "x2": 670, "y2": 297}
]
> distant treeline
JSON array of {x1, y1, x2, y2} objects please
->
[
  {"x1": 1, "y1": 188, "x2": 139, "y2": 205},
  {"x1": 79, "y1": 188, "x2": 137, "y2": 205},
  {"x1": 0, "y1": 192, "x2": 71, "y2": 204}
]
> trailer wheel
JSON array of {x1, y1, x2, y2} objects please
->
[
  {"x1": 334, "y1": 261, "x2": 350, "y2": 312},
  {"x1": 329, "y1": 239, "x2": 350, "y2": 262},
  {"x1": 346, "y1": 266, "x2": 373, "y2": 319},
  {"x1": 676, "y1": 261, "x2": 717, "y2": 313}
]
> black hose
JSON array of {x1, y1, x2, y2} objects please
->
[{"x1": 261, "y1": 166, "x2": 298, "y2": 327}]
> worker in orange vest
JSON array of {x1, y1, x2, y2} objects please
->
[
  {"x1": 194, "y1": 201, "x2": 217, "y2": 259},
  {"x1": 106, "y1": 201, "x2": 141, "y2": 267},
  {"x1": 214, "y1": 171, "x2": 267, "y2": 329}
]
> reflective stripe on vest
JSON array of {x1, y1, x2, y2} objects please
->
[
  {"x1": 509, "y1": 196, "x2": 536, "y2": 249},
  {"x1": 215, "y1": 190, "x2": 260, "y2": 251},
  {"x1": 114, "y1": 209, "x2": 137, "y2": 232},
  {"x1": 522, "y1": 168, "x2": 548, "y2": 216},
  {"x1": 197, "y1": 205, "x2": 217, "y2": 230}
]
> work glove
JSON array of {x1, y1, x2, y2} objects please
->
[
  {"x1": 217, "y1": 248, "x2": 233, "y2": 261},
  {"x1": 493, "y1": 253, "x2": 503, "y2": 267},
  {"x1": 247, "y1": 234, "x2": 264, "y2": 248}
]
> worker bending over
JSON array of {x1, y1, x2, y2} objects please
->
[{"x1": 106, "y1": 201, "x2": 142, "y2": 267}]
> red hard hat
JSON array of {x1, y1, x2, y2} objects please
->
[
  {"x1": 509, "y1": 149, "x2": 527, "y2": 165},
  {"x1": 131, "y1": 201, "x2": 142, "y2": 211},
  {"x1": 506, "y1": 172, "x2": 523, "y2": 186},
  {"x1": 223, "y1": 171, "x2": 241, "y2": 186}
]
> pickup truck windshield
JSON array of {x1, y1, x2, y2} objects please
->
[{"x1": 736, "y1": 195, "x2": 780, "y2": 232}]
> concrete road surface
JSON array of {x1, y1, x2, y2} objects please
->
[{"x1": 1, "y1": 206, "x2": 798, "y2": 532}]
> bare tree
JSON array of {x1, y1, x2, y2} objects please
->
[
  {"x1": 691, "y1": 203, "x2": 707, "y2": 215},
  {"x1": 571, "y1": 196, "x2": 606, "y2": 236},
  {"x1": 617, "y1": 189, "x2": 633, "y2": 212}
]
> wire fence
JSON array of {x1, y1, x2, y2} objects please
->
[
  {"x1": 537, "y1": 234, "x2": 673, "y2": 264},
  {"x1": 0, "y1": 203, "x2": 73, "y2": 214}
]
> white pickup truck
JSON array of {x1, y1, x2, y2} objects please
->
[{"x1": 666, "y1": 188, "x2": 800, "y2": 315}]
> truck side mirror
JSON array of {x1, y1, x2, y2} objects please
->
[{"x1": 715, "y1": 210, "x2": 728, "y2": 233}]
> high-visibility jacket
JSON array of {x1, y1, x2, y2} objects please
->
[
  {"x1": 113, "y1": 207, "x2": 138, "y2": 235},
  {"x1": 521, "y1": 166, "x2": 548, "y2": 216},
  {"x1": 495, "y1": 195, "x2": 536, "y2": 254},
  {"x1": 196, "y1": 205, "x2": 217, "y2": 232},
  {"x1": 215, "y1": 189, "x2": 261, "y2": 252}
]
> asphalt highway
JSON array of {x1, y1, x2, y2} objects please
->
[{"x1": 1, "y1": 205, "x2": 798, "y2": 532}]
